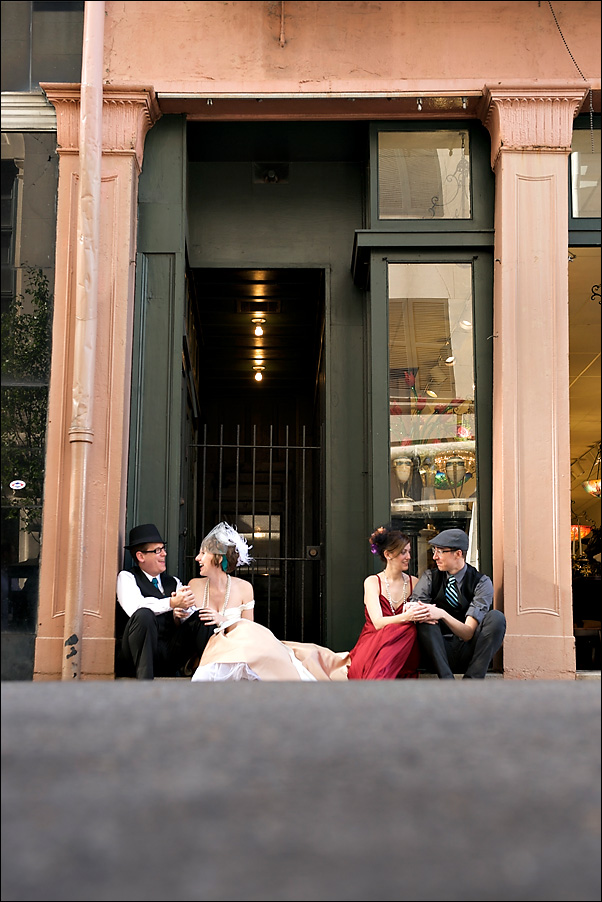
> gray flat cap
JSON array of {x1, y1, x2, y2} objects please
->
[{"x1": 428, "y1": 528, "x2": 469, "y2": 552}]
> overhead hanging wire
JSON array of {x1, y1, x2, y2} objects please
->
[{"x1": 547, "y1": 1, "x2": 595, "y2": 151}]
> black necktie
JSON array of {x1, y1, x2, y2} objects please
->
[{"x1": 445, "y1": 575, "x2": 461, "y2": 609}]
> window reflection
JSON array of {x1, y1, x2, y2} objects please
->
[
  {"x1": 378, "y1": 130, "x2": 471, "y2": 220},
  {"x1": 388, "y1": 262, "x2": 477, "y2": 568},
  {"x1": 570, "y1": 127, "x2": 601, "y2": 219},
  {"x1": 0, "y1": 1, "x2": 84, "y2": 93},
  {"x1": 1, "y1": 132, "x2": 57, "y2": 634}
]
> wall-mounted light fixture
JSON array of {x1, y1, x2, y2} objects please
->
[{"x1": 253, "y1": 365, "x2": 265, "y2": 382}]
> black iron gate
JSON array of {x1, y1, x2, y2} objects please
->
[{"x1": 189, "y1": 424, "x2": 323, "y2": 643}]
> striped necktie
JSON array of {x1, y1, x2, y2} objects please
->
[
  {"x1": 151, "y1": 577, "x2": 159, "y2": 589},
  {"x1": 445, "y1": 575, "x2": 461, "y2": 609}
]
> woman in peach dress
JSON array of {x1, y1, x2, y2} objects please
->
[{"x1": 182, "y1": 523, "x2": 349, "y2": 682}]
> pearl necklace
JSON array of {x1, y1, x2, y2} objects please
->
[
  {"x1": 203, "y1": 573, "x2": 231, "y2": 614},
  {"x1": 383, "y1": 572, "x2": 409, "y2": 613}
]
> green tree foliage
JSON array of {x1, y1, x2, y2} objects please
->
[{"x1": 1, "y1": 267, "x2": 52, "y2": 532}]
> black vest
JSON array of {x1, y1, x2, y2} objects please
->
[
  {"x1": 130, "y1": 565, "x2": 177, "y2": 599},
  {"x1": 431, "y1": 563, "x2": 483, "y2": 627},
  {"x1": 115, "y1": 567, "x2": 178, "y2": 641}
]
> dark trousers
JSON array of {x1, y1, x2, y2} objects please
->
[
  {"x1": 121, "y1": 608, "x2": 214, "y2": 680},
  {"x1": 416, "y1": 609, "x2": 507, "y2": 679}
]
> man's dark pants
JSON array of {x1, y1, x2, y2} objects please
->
[
  {"x1": 416, "y1": 609, "x2": 507, "y2": 679},
  {"x1": 121, "y1": 608, "x2": 214, "y2": 679}
]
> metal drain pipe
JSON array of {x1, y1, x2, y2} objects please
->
[{"x1": 62, "y1": 1, "x2": 105, "y2": 679}]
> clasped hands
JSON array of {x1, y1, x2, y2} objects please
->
[
  {"x1": 171, "y1": 586, "x2": 198, "y2": 622},
  {"x1": 403, "y1": 600, "x2": 439, "y2": 624}
]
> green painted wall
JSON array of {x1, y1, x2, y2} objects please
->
[
  {"x1": 127, "y1": 116, "x2": 187, "y2": 575},
  {"x1": 186, "y1": 142, "x2": 369, "y2": 651},
  {"x1": 130, "y1": 119, "x2": 371, "y2": 650}
]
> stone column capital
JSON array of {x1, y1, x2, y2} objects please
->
[
  {"x1": 480, "y1": 84, "x2": 589, "y2": 168},
  {"x1": 40, "y1": 83, "x2": 162, "y2": 170}
]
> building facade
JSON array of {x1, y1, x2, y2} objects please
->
[{"x1": 1, "y1": 1, "x2": 600, "y2": 680}]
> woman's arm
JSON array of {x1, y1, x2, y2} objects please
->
[{"x1": 364, "y1": 575, "x2": 426, "y2": 630}]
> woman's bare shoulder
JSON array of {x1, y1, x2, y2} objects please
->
[{"x1": 231, "y1": 574, "x2": 253, "y2": 597}]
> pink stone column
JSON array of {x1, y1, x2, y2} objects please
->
[
  {"x1": 482, "y1": 86, "x2": 588, "y2": 679},
  {"x1": 34, "y1": 85, "x2": 160, "y2": 680}
]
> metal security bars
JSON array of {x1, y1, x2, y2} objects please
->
[{"x1": 191, "y1": 424, "x2": 323, "y2": 642}]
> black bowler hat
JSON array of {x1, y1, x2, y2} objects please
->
[
  {"x1": 125, "y1": 523, "x2": 165, "y2": 549},
  {"x1": 428, "y1": 528, "x2": 469, "y2": 552}
]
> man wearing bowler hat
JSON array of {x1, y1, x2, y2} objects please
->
[
  {"x1": 410, "y1": 528, "x2": 506, "y2": 679},
  {"x1": 116, "y1": 523, "x2": 213, "y2": 679}
]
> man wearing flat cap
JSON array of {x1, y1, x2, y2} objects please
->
[
  {"x1": 116, "y1": 523, "x2": 213, "y2": 679},
  {"x1": 410, "y1": 528, "x2": 506, "y2": 678}
]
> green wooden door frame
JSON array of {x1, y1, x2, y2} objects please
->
[
  {"x1": 126, "y1": 116, "x2": 188, "y2": 574},
  {"x1": 367, "y1": 248, "x2": 494, "y2": 577}
]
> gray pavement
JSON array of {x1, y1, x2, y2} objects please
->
[{"x1": 1, "y1": 680, "x2": 600, "y2": 902}]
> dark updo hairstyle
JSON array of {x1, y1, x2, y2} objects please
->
[{"x1": 369, "y1": 525, "x2": 411, "y2": 563}]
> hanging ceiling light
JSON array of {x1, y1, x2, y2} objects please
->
[
  {"x1": 582, "y1": 443, "x2": 601, "y2": 497},
  {"x1": 253, "y1": 364, "x2": 265, "y2": 382},
  {"x1": 440, "y1": 339, "x2": 455, "y2": 366},
  {"x1": 251, "y1": 316, "x2": 265, "y2": 336},
  {"x1": 425, "y1": 383, "x2": 438, "y2": 398}
]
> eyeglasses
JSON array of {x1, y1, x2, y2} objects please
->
[
  {"x1": 141, "y1": 545, "x2": 167, "y2": 555},
  {"x1": 431, "y1": 547, "x2": 456, "y2": 554}
]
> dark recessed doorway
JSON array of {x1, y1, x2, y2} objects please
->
[{"x1": 183, "y1": 266, "x2": 326, "y2": 642}]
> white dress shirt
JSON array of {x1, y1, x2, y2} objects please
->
[{"x1": 116, "y1": 569, "x2": 183, "y2": 618}]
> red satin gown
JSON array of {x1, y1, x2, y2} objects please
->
[{"x1": 347, "y1": 575, "x2": 420, "y2": 680}]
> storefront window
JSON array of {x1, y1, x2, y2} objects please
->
[
  {"x1": 570, "y1": 127, "x2": 601, "y2": 219},
  {"x1": 1, "y1": 1, "x2": 84, "y2": 93},
  {"x1": 388, "y1": 262, "x2": 477, "y2": 572},
  {"x1": 378, "y1": 130, "x2": 471, "y2": 220},
  {"x1": 1, "y1": 131, "x2": 57, "y2": 636}
]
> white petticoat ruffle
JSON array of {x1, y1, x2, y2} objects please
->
[
  {"x1": 191, "y1": 646, "x2": 318, "y2": 682},
  {"x1": 192, "y1": 662, "x2": 262, "y2": 681}
]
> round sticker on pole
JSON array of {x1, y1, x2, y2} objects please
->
[{"x1": 9, "y1": 480, "x2": 26, "y2": 491}]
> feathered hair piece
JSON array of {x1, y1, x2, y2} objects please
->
[{"x1": 201, "y1": 522, "x2": 253, "y2": 567}]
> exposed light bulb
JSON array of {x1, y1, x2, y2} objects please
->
[
  {"x1": 251, "y1": 316, "x2": 266, "y2": 337},
  {"x1": 254, "y1": 371, "x2": 263, "y2": 382}
]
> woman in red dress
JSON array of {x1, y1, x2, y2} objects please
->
[{"x1": 348, "y1": 525, "x2": 430, "y2": 680}]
